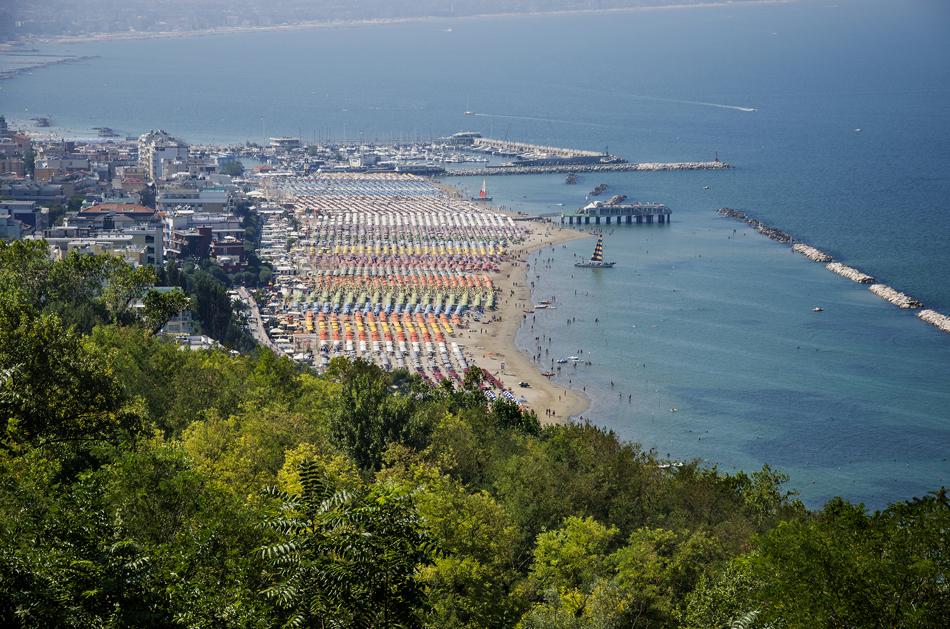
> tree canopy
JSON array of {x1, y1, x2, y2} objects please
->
[{"x1": 0, "y1": 245, "x2": 945, "y2": 627}]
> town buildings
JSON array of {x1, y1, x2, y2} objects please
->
[{"x1": 138, "y1": 130, "x2": 189, "y2": 182}]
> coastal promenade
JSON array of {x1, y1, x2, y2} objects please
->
[{"x1": 447, "y1": 160, "x2": 730, "y2": 176}]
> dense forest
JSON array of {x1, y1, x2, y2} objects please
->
[{"x1": 0, "y1": 239, "x2": 947, "y2": 627}]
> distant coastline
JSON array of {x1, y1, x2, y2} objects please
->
[{"x1": 2, "y1": 0, "x2": 793, "y2": 49}]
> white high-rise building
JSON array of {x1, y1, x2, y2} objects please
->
[{"x1": 138, "y1": 130, "x2": 189, "y2": 182}]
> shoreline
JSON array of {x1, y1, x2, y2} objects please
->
[
  {"x1": 455, "y1": 220, "x2": 591, "y2": 424},
  {"x1": 434, "y1": 180, "x2": 591, "y2": 423},
  {"x1": 3, "y1": 1, "x2": 792, "y2": 49}
]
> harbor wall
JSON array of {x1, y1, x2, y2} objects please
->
[{"x1": 447, "y1": 161, "x2": 731, "y2": 177}]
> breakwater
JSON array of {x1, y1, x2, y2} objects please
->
[
  {"x1": 918, "y1": 310, "x2": 950, "y2": 334},
  {"x1": 792, "y1": 243, "x2": 832, "y2": 263},
  {"x1": 717, "y1": 207, "x2": 791, "y2": 243},
  {"x1": 717, "y1": 208, "x2": 950, "y2": 332},
  {"x1": 826, "y1": 262, "x2": 874, "y2": 284},
  {"x1": 448, "y1": 160, "x2": 731, "y2": 177},
  {"x1": 869, "y1": 284, "x2": 922, "y2": 309},
  {"x1": 0, "y1": 54, "x2": 99, "y2": 81}
]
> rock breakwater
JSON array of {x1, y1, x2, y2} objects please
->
[
  {"x1": 717, "y1": 208, "x2": 791, "y2": 243},
  {"x1": 792, "y1": 243, "x2": 832, "y2": 263},
  {"x1": 716, "y1": 208, "x2": 949, "y2": 333},
  {"x1": 868, "y1": 284, "x2": 922, "y2": 309},
  {"x1": 826, "y1": 262, "x2": 875, "y2": 284},
  {"x1": 918, "y1": 309, "x2": 950, "y2": 334}
]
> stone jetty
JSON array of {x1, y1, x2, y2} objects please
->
[
  {"x1": 826, "y1": 262, "x2": 874, "y2": 284},
  {"x1": 716, "y1": 208, "x2": 950, "y2": 330},
  {"x1": 717, "y1": 208, "x2": 792, "y2": 243},
  {"x1": 0, "y1": 54, "x2": 99, "y2": 81},
  {"x1": 792, "y1": 243, "x2": 832, "y2": 263},
  {"x1": 448, "y1": 161, "x2": 731, "y2": 177},
  {"x1": 918, "y1": 309, "x2": 950, "y2": 334},
  {"x1": 868, "y1": 284, "x2": 922, "y2": 309}
]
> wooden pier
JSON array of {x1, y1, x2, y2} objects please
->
[{"x1": 560, "y1": 202, "x2": 671, "y2": 225}]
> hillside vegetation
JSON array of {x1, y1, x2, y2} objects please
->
[{"x1": 0, "y1": 240, "x2": 946, "y2": 627}]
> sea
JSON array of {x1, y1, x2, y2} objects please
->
[{"x1": 3, "y1": 0, "x2": 948, "y2": 508}]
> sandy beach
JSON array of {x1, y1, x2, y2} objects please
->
[{"x1": 454, "y1": 219, "x2": 591, "y2": 424}]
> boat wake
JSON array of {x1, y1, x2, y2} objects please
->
[
  {"x1": 622, "y1": 93, "x2": 757, "y2": 112},
  {"x1": 471, "y1": 112, "x2": 610, "y2": 128}
]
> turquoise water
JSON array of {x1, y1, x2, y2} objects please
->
[{"x1": 3, "y1": 0, "x2": 948, "y2": 506}]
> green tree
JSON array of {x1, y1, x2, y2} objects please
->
[
  {"x1": 0, "y1": 295, "x2": 143, "y2": 449},
  {"x1": 259, "y1": 461, "x2": 434, "y2": 627},
  {"x1": 381, "y1": 462, "x2": 524, "y2": 628},
  {"x1": 326, "y1": 358, "x2": 430, "y2": 471},
  {"x1": 22, "y1": 148, "x2": 36, "y2": 178},
  {"x1": 608, "y1": 527, "x2": 722, "y2": 627},
  {"x1": 682, "y1": 556, "x2": 759, "y2": 629},
  {"x1": 219, "y1": 160, "x2": 245, "y2": 177},
  {"x1": 138, "y1": 185, "x2": 156, "y2": 208},
  {"x1": 140, "y1": 287, "x2": 190, "y2": 334},
  {"x1": 750, "y1": 491, "x2": 950, "y2": 627}
]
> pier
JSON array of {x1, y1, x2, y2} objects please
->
[
  {"x1": 560, "y1": 202, "x2": 671, "y2": 226},
  {"x1": 447, "y1": 160, "x2": 731, "y2": 177}
]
